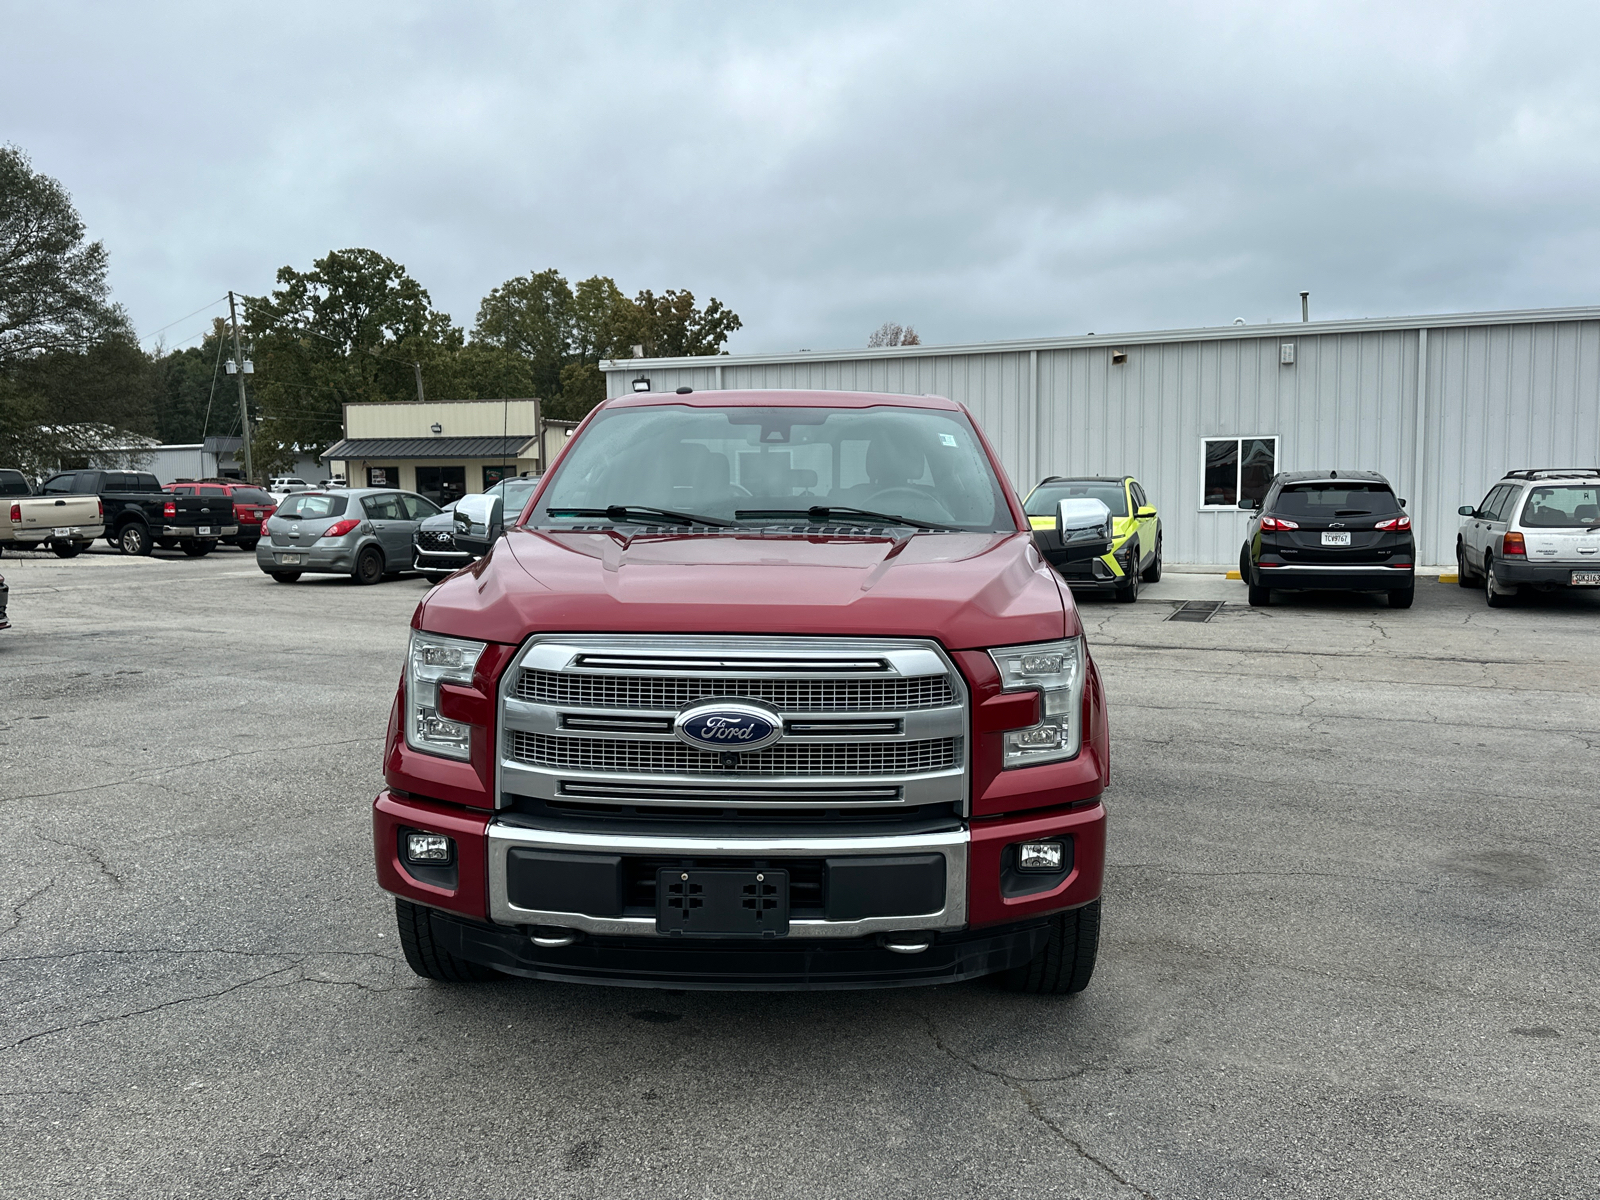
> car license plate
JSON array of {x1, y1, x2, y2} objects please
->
[
  {"x1": 1321, "y1": 532, "x2": 1352, "y2": 546},
  {"x1": 59, "y1": 527, "x2": 79, "y2": 537},
  {"x1": 1572, "y1": 571, "x2": 1600, "y2": 586},
  {"x1": 279, "y1": 553, "x2": 302, "y2": 565},
  {"x1": 656, "y1": 868, "x2": 789, "y2": 937},
  {"x1": 197, "y1": 526, "x2": 213, "y2": 536}
]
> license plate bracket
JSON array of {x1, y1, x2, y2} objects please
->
[
  {"x1": 1321, "y1": 531, "x2": 1352, "y2": 546},
  {"x1": 656, "y1": 868, "x2": 789, "y2": 938},
  {"x1": 1572, "y1": 571, "x2": 1600, "y2": 586}
]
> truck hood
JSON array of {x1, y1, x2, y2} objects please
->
[{"x1": 418, "y1": 528, "x2": 1076, "y2": 650}]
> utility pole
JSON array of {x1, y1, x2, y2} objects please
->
[
  {"x1": 414, "y1": 362, "x2": 425, "y2": 403},
  {"x1": 228, "y1": 290, "x2": 254, "y2": 482}
]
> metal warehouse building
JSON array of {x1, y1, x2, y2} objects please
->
[{"x1": 602, "y1": 306, "x2": 1600, "y2": 568}]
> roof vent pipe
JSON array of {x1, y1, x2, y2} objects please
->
[{"x1": 1300, "y1": 291, "x2": 1310, "y2": 322}]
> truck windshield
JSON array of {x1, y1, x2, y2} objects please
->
[
  {"x1": 1025, "y1": 482, "x2": 1127, "y2": 518},
  {"x1": 275, "y1": 494, "x2": 348, "y2": 519},
  {"x1": 1520, "y1": 485, "x2": 1600, "y2": 527},
  {"x1": 536, "y1": 405, "x2": 1012, "y2": 531}
]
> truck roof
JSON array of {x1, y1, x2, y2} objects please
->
[{"x1": 604, "y1": 388, "x2": 961, "y2": 411}]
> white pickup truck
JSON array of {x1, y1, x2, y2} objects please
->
[{"x1": 1, "y1": 469, "x2": 105, "y2": 558}]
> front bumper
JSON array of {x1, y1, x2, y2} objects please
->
[
  {"x1": 1493, "y1": 559, "x2": 1600, "y2": 586},
  {"x1": 256, "y1": 540, "x2": 358, "y2": 574},
  {"x1": 374, "y1": 788, "x2": 1105, "y2": 988},
  {"x1": 415, "y1": 547, "x2": 472, "y2": 573},
  {"x1": 1255, "y1": 562, "x2": 1415, "y2": 592},
  {"x1": 15, "y1": 524, "x2": 105, "y2": 546}
]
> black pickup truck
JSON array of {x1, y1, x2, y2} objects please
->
[{"x1": 39, "y1": 470, "x2": 239, "y2": 556}]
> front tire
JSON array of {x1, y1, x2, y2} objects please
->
[
  {"x1": 395, "y1": 898, "x2": 502, "y2": 982},
  {"x1": 1456, "y1": 544, "x2": 1475, "y2": 587},
  {"x1": 424, "y1": 573, "x2": 450, "y2": 585},
  {"x1": 999, "y1": 900, "x2": 1101, "y2": 994},
  {"x1": 1114, "y1": 550, "x2": 1140, "y2": 603},
  {"x1": 1141, "y1": 535, "x2": 1162, "y2": 583},
  {"x1": 353, "y1": 547, "x2": 384, "y2": 585},
  {"x1": 118, "y1": 523, "x2": 152, "y2": 556}
]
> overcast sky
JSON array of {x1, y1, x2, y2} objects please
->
[{"x1": 6, "y1": 1, "x2": 1600, "y2": 357}]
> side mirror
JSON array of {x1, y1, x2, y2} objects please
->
[
  {"x1": 1136, "y1": 505, "x2": 1157, "y2": 518},
  {"x1": 1054, "y1": 498, "x2": 1113, "y2": 562},
  {"x1": 453, "y1": 493, "x2": 505, "y2": 556},
  {"x1": 1457, "y1": 505, "x2": 1476, "y2": 517},
  {"x1": 1236, "y1": 498, "x2": 1261, "y2": 511},
  {"x1": 1399, "y1": 498, "x2": 1408, "y2": 508}
]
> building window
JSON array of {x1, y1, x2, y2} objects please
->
[
  {"x1": 415, "y1": 465, "x2": 466, "y2": 506},
  {"x1": 366, "y1": 465, "x2": 398, "y2": 488},
  {"x1": 483, "y1": 464, "x2": 509, "y2": 489},
  {"x1": 1202, "y1": 437, "x2": 1277, "y2": 508}
]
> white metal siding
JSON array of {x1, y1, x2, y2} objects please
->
[{"x1": 608, "y1": 309, "x2": 1600, "y2": 566}]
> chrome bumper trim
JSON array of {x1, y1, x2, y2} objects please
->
[{"x1": 485, "y1": 822, "x2": 969, "y2": 938}]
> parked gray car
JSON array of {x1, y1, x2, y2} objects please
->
[{"x1": 257, "y1": 488, "x2": 441, "y2": 585}]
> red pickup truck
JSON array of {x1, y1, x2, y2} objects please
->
[{"x1": 375, "y1": 389, "x2": 1112, "y2": 992}]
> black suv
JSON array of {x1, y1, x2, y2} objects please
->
[{"x1": 1239, "y1": 471, "x2": 1415, "y2": 608}]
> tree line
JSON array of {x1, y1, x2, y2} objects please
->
[{"x1": 0, "y1": 144, "x2": 741, "y2": 478}]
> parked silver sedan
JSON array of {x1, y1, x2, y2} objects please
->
[{"x1": 257, "y1": 488, "x2": 442, "y2": 585}]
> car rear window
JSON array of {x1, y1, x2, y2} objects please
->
[
  {"x1": 232, "y1": 488, "x2": 275, "y2": 505},
  {"x1": 275, "y1": 493, "x2": 347, "y2": 520},
  {"x1": 1274, "y1": 483, "x2": 1399, "y2": 517},
  {"x1": 1026, "y1": 482, "x2": 1128, "y2": 517},
  {"x1": 1520, "y1": 485, "x2": 1600, "y2": 527}
]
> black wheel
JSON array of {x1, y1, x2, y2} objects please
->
[
  {"x1": 1484, "y1": 555, "x2": 1510, "y2": 608},
  {"x1": 181, "y1": 540, "x2": 215, "y2": 558},
  {"x1": 424, "y1": 573, "x2": 449, "y2": 585},
  {"x1": 395, "y1": 898, "x2": 501, "y2": 982},
  {"x1": 999, "y1": 900, "x2": 1101, "y2": 994},
  {"x1": 51, "y1": 542, "x2": 83, "y2": 559},
  {"x1": 1141, "y1": 535, "x2": 1162, "y2": 583},
  {"x1": 118, "y1": 523, "x2": 151, "y2": 556},
  {"x1": 236, "y1": 538, "x2": 258, "y2": 552},
  {"x1": 270, "y1": 570, "x2": 301, "y2": 583},
  {"x1": 156, "y1": 538, "x2": 179, "y2": 550},
  {"x1": 1114, "y1": 548, "x2": 1140, "y2": 602},
  {"x1": 1388, "y1": 586, "x2": 1415, "y2": 609},
  {"x1": 353, "y1": 547, "x2": 384, "y2": 585},
  {"x1": 1456, "y1": 544, "x2": 1475, "y2": 587}
]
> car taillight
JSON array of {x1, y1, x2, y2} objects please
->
[
  {"x1": 163, "y1": 500, "x2": 176, "y2": 518},
  {"x1": 1502, "y1": 531, "x2": 1526, "y2": 556},
  {"x1": 1374, "y1": 516, "x2": 1412, "y2": 530},
  {"x1": 97, "y1": 499, "x2": 104, "y2": 518},
  {"x1": 8, "y1": 503, "x2": 18, "y2": 523},
  {"x1": 322, "y1": 518, "x2": 361, "y2": 538},
  {"x1": 1260, "y1": 516, "x2": 1299, "y2": 530}
]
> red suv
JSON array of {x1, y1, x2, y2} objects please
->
[{"x1": 163, "y1": 481, "x2": 277, "y2": 551}]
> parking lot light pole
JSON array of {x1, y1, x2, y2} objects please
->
[{"x1": 228, "y1": 290, "x2": 254, "y2": 483}]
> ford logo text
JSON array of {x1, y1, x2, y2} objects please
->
[{"x1": 673, "y1": 700, "x2": 784, "y2": 753}]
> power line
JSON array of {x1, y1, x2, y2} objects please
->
[{"x1": 144, "y1": 294, "x2": 229, "y2": 339}]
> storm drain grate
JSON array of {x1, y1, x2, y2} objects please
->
[{"x1": 1166, "y1": 600, "x2": 1224, "y2": 623}]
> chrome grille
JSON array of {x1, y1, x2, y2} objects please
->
[
  {"x1": 416, "y1": 530, "x2": 456, "y2": 550},
  {"x1": 517, "y1": 670, "x2": 953, "y2": 712},
  {"x1": 511, "y1": 731, "x2": 960, "y2": 776}
]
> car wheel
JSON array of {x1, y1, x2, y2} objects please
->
[
  {"x1": 1456, "y1": 543, "x2": 1475, "y2": 587},
  {"x1": 1484, "y1": 555, "x2": 1510, "y2": 608},
  {"x1": 1141, "y1": 535, "x2": 1163, "y2": 583},
  {"x1": 353, "y1": 547, "x2": 384, "y2": 585},
  {"x1": 180, "y1": 540, "x2": 214, "y2": 558},
  {"x1": 156, "y1": 538, "x2": 178, "y2": 550},
  {"x1": 270, "y1": 571, "x2": 301, "y2": 583},
  {"x1": 1114, "y1": 551, "x2": 1140, "y2": 602},
  {"x1": 51, "y1": 542, "x2": 83, "y2": 559},
  {"x1": 395, "y1": 898, "x2": 502, "y2": 982},
  {"x1": 236, "y1": 538, "x2": 258, "y2": 552},
  {"x1": 424, "y1": 573, "x2": 449, "y2": 585},
  {"x1": 118, "y1": 523, "x2": 151, "y2": 556},
  {"x1": 1388, "y1": 585, "x2": 1415, "y2": 609},
  {"x1": 998, "y1": 899, "x2": 1100, "y2": 994}
]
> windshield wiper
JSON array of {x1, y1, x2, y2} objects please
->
[
  {"x1": 734, "y1": 506, "x2": 957, "y2": 532},
  {"x1": 545, "y1": 505, "x2": 731, "y2": 528}
]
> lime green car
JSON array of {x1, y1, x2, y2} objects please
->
[{"x1": 1025, "y1": 475, "x2": 1162, "y2": 601}]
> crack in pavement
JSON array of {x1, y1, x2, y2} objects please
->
[
  {"x1": 34, "y1": 834, "x2": 125, "y2": 890},
  {"x1": 923, "y1": 1017, "x2": 1156, "y2": 1199},
  {"x1": 1, "y1": 879, "x2": 56, "y2": 938}
]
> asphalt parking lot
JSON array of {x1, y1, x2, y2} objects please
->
[{"x1": 2, "y1": 544, "x2": 1597, "y2": 1199}]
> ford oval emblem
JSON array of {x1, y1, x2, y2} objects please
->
[{"x1": 674, "y1": 700, "x2": 783, "y2": 753}]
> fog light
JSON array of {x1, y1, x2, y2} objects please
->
[
  {"x1": 1017, "y1": 842, "x2": 1064, "y2": 872},
  {"x1": 405, "y1": 832, "x2": 452, "y2": 863}
]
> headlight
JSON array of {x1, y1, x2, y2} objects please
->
[
  {"x1": 405, "y1": 630, "x2": 486, "y2": 760},
  {"x1": 988, "y1": 637, "x2": 1086, "y2": 768}
]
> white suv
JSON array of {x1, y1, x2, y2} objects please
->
[{"x1": 1456, "y1": 470, "x2": 1600, "y2": 607}]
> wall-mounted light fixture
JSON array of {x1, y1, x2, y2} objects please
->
[
  {"x1": 430, "y1": 422, "x2": 443, "y2": 434},
  {"x1": 1111, "y1": 349, "x2": 1128, "y2": 365},
  {"x1": 632, "y1": 376, "x2": 651, "y2": 393},
  {"x1": 1280, "y1": 344, "x2": 1296, "y2": 365}
]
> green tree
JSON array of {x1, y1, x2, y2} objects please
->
[
  {"x1": 248, "y1": 248, "x2": 462, "y2": 471},
  {"x1": 629, "y1": 289, "x2": 742, "y2": 358},
  {"x1": 472, "y1": 268, "x2": 574, "y2": 402}
]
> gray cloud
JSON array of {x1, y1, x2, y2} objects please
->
[{"x1": 5, "y1": 0, "x2": 1598, "y2": 355}]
